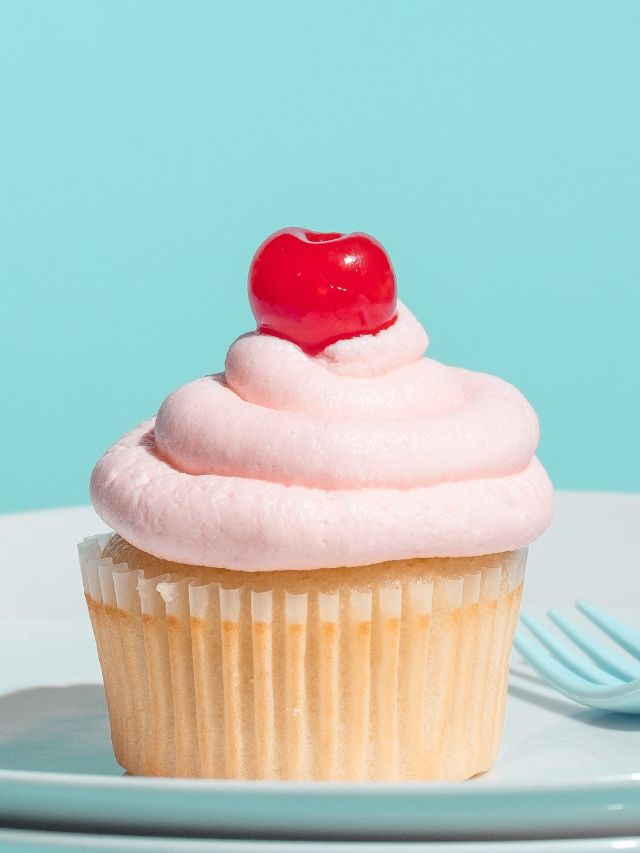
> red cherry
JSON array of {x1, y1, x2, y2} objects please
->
[{"x1": 248, "y1": 228, "x2": 397, "y2": 355}]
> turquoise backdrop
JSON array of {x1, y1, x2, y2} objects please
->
[{"x1": 1, "y1": 0, "x2": 639, "y2": 513}]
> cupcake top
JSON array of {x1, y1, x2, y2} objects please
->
[{"x1": 90, "y1": 228, "x2": 554, "y2": 570}]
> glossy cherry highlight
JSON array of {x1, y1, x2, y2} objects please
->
[{"x1": 248, "y1": 228, "x2": 397, "y2": 355}]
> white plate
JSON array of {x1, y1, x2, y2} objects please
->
[
  {"x1": 0, "y1": 829, "x2": 639, "y2": 853},
  {"x1": 0, "y1": 496, "x2": 640, "y2": 841}
]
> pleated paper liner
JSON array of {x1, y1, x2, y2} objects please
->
[{"x1": 78, "y1": 535, "x2": 526, "y2": 781}]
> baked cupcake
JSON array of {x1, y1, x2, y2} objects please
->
[{"x1": 80, "y1": 228, "x2": 553, "y2": 781}]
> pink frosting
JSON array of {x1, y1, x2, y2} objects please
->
[{"x1": 90, "y1": 303, "x2": 554, "y2": 570}]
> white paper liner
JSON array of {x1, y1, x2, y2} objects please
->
[{"x1": 79, "y1": 537, "x2": 526, "y2": 781}]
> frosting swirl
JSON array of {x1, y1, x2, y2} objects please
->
[{"x1": 91, "y1": 303, "x2": 553, "y2": 570}]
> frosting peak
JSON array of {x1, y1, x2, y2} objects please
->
[
  {"x1": 222, "y1": 303, "x2": 450, "y2": 420},
  {"x1": 316, "y1": 302, "x2": 428, "y2": 377}
]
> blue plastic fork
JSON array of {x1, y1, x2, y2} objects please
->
[{"x1": 514, "y1": 601, "x2": 640, "y2": 714}]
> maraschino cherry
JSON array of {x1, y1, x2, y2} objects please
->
[{"x1": 248, "y1": 228, "x2": 397, "y2": 355}]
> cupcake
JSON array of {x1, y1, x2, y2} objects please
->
[{"x1": 80, "y1": 228, "x2": 553, "y2": 781}]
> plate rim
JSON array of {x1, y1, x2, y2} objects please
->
[{"x1": 2, "y1": 765, "x2": 640, "y2": 842}]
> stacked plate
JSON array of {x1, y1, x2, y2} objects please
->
[{"x1": 1, "y1": 497, "x2": 639, "y2": 852}]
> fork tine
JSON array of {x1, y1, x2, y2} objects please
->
[
  {"x1": 513, "y1": 630, "x2": 600, "y2": 696},
  {"x1": 547, "y1": 609, "x2": 640, "y2": 682},
  {"x1": 576, "y1": 600, "x2": 640, "y2": 662},
  {"x1": 519, "y1": 613, "x2": 620, "y2": 685},
  {"x1": 515, "y1": 629, "x2": 640, "y2": 712}
]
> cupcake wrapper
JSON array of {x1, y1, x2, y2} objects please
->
[{"x1": 79, "y1": 536, "x2": 526, "y2": 781}]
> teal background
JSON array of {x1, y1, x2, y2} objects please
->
[{"x1": 1, "y1": 0, "x2": 639, "y2": 513}]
